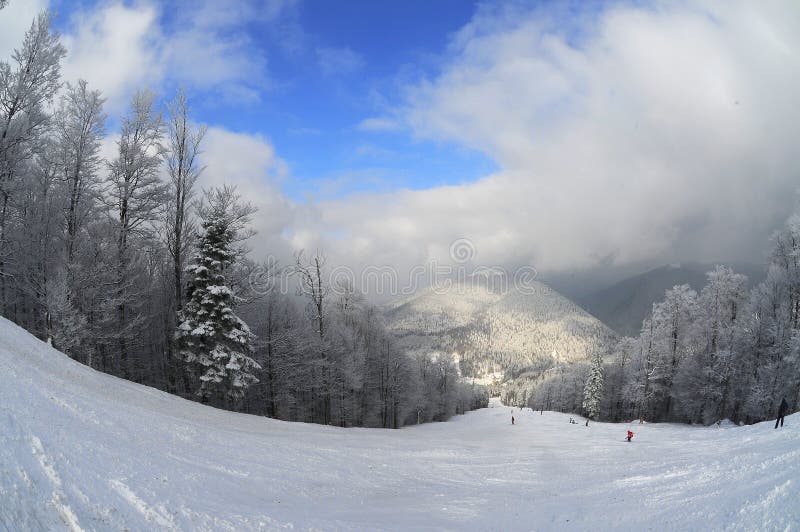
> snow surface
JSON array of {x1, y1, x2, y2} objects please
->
[{"x1": 1, "y1": 316, "x2": 798, "y2": 531}]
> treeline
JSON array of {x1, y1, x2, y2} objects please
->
[
  {"x1": 239, "y1": 263, "x2": 488, "y2": 427},
  {"x1": 0, "y1": 12, "x2": 487, "y2": 428},
  {"x1": 507, "y1": 210, "x2": 800, "y2": 425}
]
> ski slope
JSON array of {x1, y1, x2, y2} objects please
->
[{"x1": 1, "y1": 317, "x2": 798, "y2": 531}]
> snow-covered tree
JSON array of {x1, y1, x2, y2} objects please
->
[
  {"x1": 648, "y1": 284, "x2": 697, "y2": 418},
  {"x1": 582, "y1": 351, "x2": 604, "y2": 420},
  {"x1": 56, "y1": 80, "x2": 105, "y2": 265},
  {"x1": 673, "y1": 266, "x2": 748, "y2": 423},
  {"x1": 0, "y1": 11, "x2": 65, "y2": 311},
  {"x1": 177, "y1": 195, "x2": 259, "y2": 404},
  {"x1": 163, "y1": 89, "x2": 205, "y2": 314},
  {"x1": 105, "y1": 89, "x2": 166, "y2": 376},
  {"x1": 294, "y1": 249, "x2": 331, "y2": 423}
]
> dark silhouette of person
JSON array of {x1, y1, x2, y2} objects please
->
[{"x1": 775, "y1": 397, "x2": 789, "y2": 429}]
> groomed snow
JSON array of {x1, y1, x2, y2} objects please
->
[{"x1": 1, "y1": 317, "x2": 798, "y2": 531}]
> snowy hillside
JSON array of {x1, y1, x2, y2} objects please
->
[
  {"x1": 2, "y1": 316, "x2": 798, "y2": 531},
  {"x1": 386, "y1": 282, "x2": 615, "y2": 380}
]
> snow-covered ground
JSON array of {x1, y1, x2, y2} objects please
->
[{"x1": 1, "y1": 317, "x2": 798, "y2": 531}]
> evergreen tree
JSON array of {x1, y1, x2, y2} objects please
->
[
  {"x1": 176, "y1": 202, "x2": 259, "y2": 403},
  {"x1": 583, "y1": 352, "x2": 604, "y2": 420}
]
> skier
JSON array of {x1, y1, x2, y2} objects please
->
[
  {"x1": 775, "y1": 397, "x2": 789, "y2": 429},
  {"x1": 512, "y1": 414, "x2": 515, "y2": 425},
  {"x1": 626, "y1": 430, "x2": 634, "y2": 442}
]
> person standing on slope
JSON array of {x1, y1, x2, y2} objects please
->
[
  {"x1": 511, "y1": 413, "x2": 515, "y2": 425},
  {"x1": 775, "y1": 397, "x2": 789, "y2": 429}
]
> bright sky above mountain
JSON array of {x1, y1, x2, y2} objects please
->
[{"x1": 2, "y1": 0, "x2": 799, "y2": 282}]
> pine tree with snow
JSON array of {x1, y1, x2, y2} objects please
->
[
  {"x1": 176, "y1": 202, "x2": 259, "y2": 403},
  {"x1": 582, "y1": 352, "x2": 604, "y2": 421}
]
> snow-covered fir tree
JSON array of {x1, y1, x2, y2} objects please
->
[
  {"x1": 582, "y1": 352, "x2": 604, "y2": 420},
  {"x1": 176, "y1": 202, "x2": 259, "y2": 403}
]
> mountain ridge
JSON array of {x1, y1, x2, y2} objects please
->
[{"x1": 385, "y1": 281, "x2": 615, "y2": 383}]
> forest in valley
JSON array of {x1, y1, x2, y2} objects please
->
[{"x1": 0, "y1": 12, "x2": 487, "y2": 428}]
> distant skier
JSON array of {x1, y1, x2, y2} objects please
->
[
  {"x1": 512, "y1": 414, "x2": 515, "y2": 425},
  {"x1": 775, "y1": 397, "x2": 789, "y2": 429},
  {"x1": 626, "y1": 430, "x2": 634, "y2": 442}
]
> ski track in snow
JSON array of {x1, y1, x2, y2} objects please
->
[
  {"x1": 108, "y1": 479, "x2": 176, "y2": 530},
  {"x1": 1, "y1": 316, "x2": 799, "y2": 531}
]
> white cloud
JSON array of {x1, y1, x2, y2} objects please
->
[
  {"x1": 0, "y1": 0, "x2": 49, "y2": 59},
  {"x1": 292, "y1": 0, "x2": 800, "y2": 275},
  {"x1": 188, "y1": 0, "x2": 296, "y2": 28},
  {"x1": 163, "y1": 1, "x2": 270, "y2": 102},
  {"x1": 57, "y1": 0, "x2": 282, "y2": 115},
  {"x1": 316, "y1": 46, "x2": 364, "y2": 76},
  {"x1": 357, "y1": 116, "x2": 401, "y2": 132},
  {"x1": 61, "y1": 3, "x2": 161, "y2": 114},
  {"x1": 199, "y1": 127, "x2": 296, "y2": 261},
  {"x1": 354, "y1": 143, "x2": 396, "y2": 159}
]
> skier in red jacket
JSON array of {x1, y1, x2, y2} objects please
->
[{"x1": 627, "y1": 430, "x2": 634, "y2": 442}]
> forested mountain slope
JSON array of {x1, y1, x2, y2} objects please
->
[{"x1": 385, "y1": 282, "x2": 615, "y2": 382}]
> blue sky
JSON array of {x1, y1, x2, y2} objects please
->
[{"x1": 46, "y1": 0, "x2": 497, "y2": 202}]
